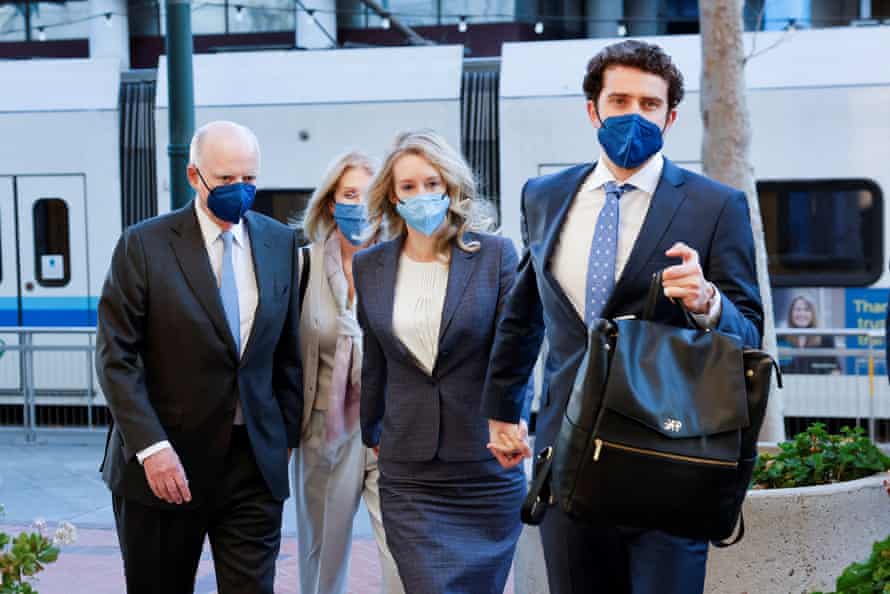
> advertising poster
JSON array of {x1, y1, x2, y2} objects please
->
[{"x1": 773, "y1": 287, "x2": 888, "y2": 376}]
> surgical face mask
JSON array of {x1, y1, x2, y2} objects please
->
[
  {"x1": 395, "y1": 193, "x2": 450, "y2": 237},
  {"x1": 333, "y1": 202, "x2": 368, "y2": 246},
  {"x1": 597, "y1": 113, "x2": 664, "y2": 169},
  {"x1": 197, "y1": 169, "x2": 256, "y2": 224}
]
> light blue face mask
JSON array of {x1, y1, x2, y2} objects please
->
[
  {"x1": 395, "y1": 193, "x2": 450, "y2": 236},
  {"x1": 333, "y1": 202, "x2": 368, "y2": 246}
]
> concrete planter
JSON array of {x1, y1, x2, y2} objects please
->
[
  {"x1": 706, "y1": 472, "x2": 890, "y2": 594},
  {"x1": 513, "y1": 472, "x2": 890, "y2": 594}
]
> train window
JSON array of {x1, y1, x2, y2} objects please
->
[
  {"x1": 252, "y1": 189, "x2": 313, "y2": 245},
  {"x1": 33, "y1": 198, "x2": 71, "y2": 287},
  {"x1": 758, "y1": 179, "x2": 883, "y2": 287}
]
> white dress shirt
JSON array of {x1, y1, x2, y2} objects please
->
[
  {"x1": 136, "y1": 201, "x2": 259, "y2": 464},
  {"x1": 550, "y1": 153, "x2": 721, "y2": 326},
  {"x1": 392, "y1": 254, "x2": 450, "y2": 376}
]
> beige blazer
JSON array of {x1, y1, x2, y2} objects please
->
[{"x1": 298, "y1": 241, "x2": 332, "y2": 435}]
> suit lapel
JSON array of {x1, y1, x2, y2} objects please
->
[
  {"x1": 168, "y1": 203, "x2": 238, "y2": 357},
  {"x1": 240, "y1": 212, "x2": 274, "y2": 365},
  {"x1": 604, "y1": 158, "x2": 687, "y2": 315},
  {"x1": 437, "y1": 240, "x2": 476, "y2": 347},
  {"x1": 538, "y1": 163, "x2": 595, "y2": 330}
]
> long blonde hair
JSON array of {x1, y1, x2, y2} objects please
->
[
  {"x1": 301, "y1": 150, "x2": 375, "y2": 243},
  {"x1": 365, "y1": 129, "x2": 493, "y2": 254}
]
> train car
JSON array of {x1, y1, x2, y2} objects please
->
[
  {"x1": 2, "y1": 27, "x2": 888, "y2": 435},
  {"x1": 154, "y1": 45, "x2": 464, "y2": 228},
  {"x1": 498, "y1": 26, "x2": 890, "y2": 433},
  {"x1": 0, "y1": 58, "x2": 122, "y2": 411}
]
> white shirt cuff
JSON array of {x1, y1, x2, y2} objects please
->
[
  {"x1": 692, "y1": 284, "x2": 723, "y2": 329},
  {"x1": 136, "y1": 440, "x2": 172, "y2": 464}
]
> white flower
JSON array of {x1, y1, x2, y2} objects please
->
[
  {"x1": 52, "y1": 521, "x2": 77, "y2": 546},
  {"x1": 32, "y1": 518, "x2": 47, "y2": 537}
]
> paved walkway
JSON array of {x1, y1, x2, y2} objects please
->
[{"x1": 0, "y1": 430, "x2": 515, "y2": 594}]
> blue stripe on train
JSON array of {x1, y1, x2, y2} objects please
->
[{"x1": 0, "y1": 296, "x2": 98, "y2": 327}]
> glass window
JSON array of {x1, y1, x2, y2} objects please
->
[
  {"x1": 758, "y1": 179, "x2": 883, "y2": 287},
  {"x1": 252, "y1": 189, "x2": 313, "y2": 245},
  {"x1": 33, "y1": 198, "x2": 71, "y2": 287},
  {"x1": 188, "y1": 0, "x2": 296, "y2": 34},
  {"x1": 0, "y1": 5, "x2": 26, "y2": 41},
  {"x1": 29, "y1": 1, "x2": 92, "y2": 40}
]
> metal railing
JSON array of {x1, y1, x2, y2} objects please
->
[
  {"x1": 776, "y1": 327, "x2": 886, "y2": 442},
  {"x1": 0, "y1": 327, "x2": 99, "y2": 443},
  {"x1": 0, "y1": 326, "x2": 886, "y2": 444}
]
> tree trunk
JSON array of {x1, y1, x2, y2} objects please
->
[{"x1": 699, "y1": 0, "x2": 785, "y2": 441}]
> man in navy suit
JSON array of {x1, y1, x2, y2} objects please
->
[{"x1": 482, "y1": 40, "x2": 763, "y2": 594}]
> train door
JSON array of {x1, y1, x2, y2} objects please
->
[
  {"x1": 11, "y1": 175, "x2": 91, "y2": 394},
  {"x1": 15, "y1": 175, "x2": 90, "y2": 327},
  {"x1": 0, "y1": 177, "x2": 20, "y2": 392}
]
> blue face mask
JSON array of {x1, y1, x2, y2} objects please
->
[
  {"x1": 597, "y1": 113, "x2": 664, "y2": 169},
  {"x1": 333, "y1": 202, "x2": 368, "y2": 246},
  {"x1": 197, "y1": 169, "x2": 256, "y2": 224},
  {"x1": 396, "y1": 193, "x2": 450, "y2": 237}
]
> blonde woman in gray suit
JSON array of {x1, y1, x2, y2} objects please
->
[{"x1": 293, "y1": 151, "x2": 403, "y2": 594}]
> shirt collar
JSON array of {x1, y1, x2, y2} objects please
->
[
  {"x1": 583, "y1": 151, "x2": 665, "y2": 197},
  {"x1": 194, "y1": 199, "x2": 246, "y2": 249}
]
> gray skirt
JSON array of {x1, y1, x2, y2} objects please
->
[{"x1": 379, "y1": 458, "x2": 525, "y2": 594}]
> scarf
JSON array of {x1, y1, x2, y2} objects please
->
[{"x1": 323, "y1": 232, "x2": 363, "y2": 445}]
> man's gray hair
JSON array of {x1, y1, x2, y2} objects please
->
[{"x1": 188, "y1": 121, "x2": 261, "y2": 168}]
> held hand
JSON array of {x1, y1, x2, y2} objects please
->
[
  {"x1": 143, "y1": 448, "x2": 192, "y2": 505},
  {"x1": 487, "y1": 419, "x2": 531, "y2": 469},
  {"x1": 373, "y1": 445, "x2": 380, "y2": 457},
  {"x1": 662, "y1": 242, "x2": 715, "y2": 315}
]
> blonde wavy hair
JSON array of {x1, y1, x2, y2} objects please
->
[
  {"x1": 301, "y1": 150, "x2": 376, "y2": 243},
  {"x1": 366, "y1": 129, "x2": 494, "y2": 254}
]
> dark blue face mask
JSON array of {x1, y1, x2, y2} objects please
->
[
  {"x1": 197, "y1": 169, "x2": 256, "y2": 224},
  {"x1": 597, "y1": 113, "x2": 665, "y2": 170}
]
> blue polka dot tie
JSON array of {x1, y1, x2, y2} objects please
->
[{"x1": 585, "y1": 181, "x2": 635, "y2": 326}]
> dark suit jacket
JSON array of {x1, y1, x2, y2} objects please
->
[
  {"x1": 481, "y1": 159, "x2": 764, "y2": 453},
  {"x1": 354, "y1": 232, "x2": 532, "y2": 463},
  {"x1": 96, "y1": 203, "x2": 303, "y2": 507}
]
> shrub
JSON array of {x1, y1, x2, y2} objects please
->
[
  {"x1": 0, "y1": 506, "x2": 75, "y2": 594},
  {"x1": 752, "y1": 423, "x2": 890, "y2": 490},
  {"x1": 812, "y1": 534, "x2": 890, "y2": 594}
]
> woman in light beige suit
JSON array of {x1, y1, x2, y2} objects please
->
[{"x1": 293, "y1": 151, "x2": 403, "y2": 594}]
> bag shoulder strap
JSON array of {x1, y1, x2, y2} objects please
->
[
  {"x1": 521, "y1": 447, "x2": 555, "y2": 525},
  {"x1": 712, "y1": 513, "x2": 745, "y2": 548},
  {"x1": 299, "y1": 245, "x2": 311, "y2": 309},
  {"x1": 643, "y1": 270, "x2": 704, "y2": 330}
]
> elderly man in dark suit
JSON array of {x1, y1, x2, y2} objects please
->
[
  {"x1": 96, "y1": 120, "x2": 302, "y2": 593},
  {"x1": 482, "y1": 41, "x2": 763, "y2": 594}
]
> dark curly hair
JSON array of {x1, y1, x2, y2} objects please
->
[{"x1": 582, "y1": 40, "x2": 685, "y2": 110}]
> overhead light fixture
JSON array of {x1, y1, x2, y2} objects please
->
[
  {"x1": 616, "y1": 22, "x2": 627, "y2": 36},
  {"x1": 235, "y1": 5, "x2": 244, "y2": 22},
  {"x1": 381, "y1": 15, "x2": 390, "y2": 29},
  {"x1": 104, "y1": 11, "x2": 113, "y2": 26},
  {"x1": 534, "y1": 20, "x2": 543, "y2": 34},
  {"x1": 458, "y1": 15, "x2": 467, "y2": 33},
  {"x1": 37, "y1": 26, "x2": 46, "y2": 41},
  {"x1": 785, "y1": 18, "x2": 797, "y2": 31}
]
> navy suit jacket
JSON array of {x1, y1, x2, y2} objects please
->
[
  {"x1": 481, "y1": 159, "x2": 764, "y2": 454},
  {"x1": 354, "y1": 232, "x2": 532, "y2": 463}
]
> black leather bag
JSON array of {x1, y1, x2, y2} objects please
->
[{"x1": 522, "y1": 273, "x2": 780, "y2": 545}]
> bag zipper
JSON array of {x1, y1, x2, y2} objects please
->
[{"x1": 593, "y1": 438, "x2": 738, "y2": 468}]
